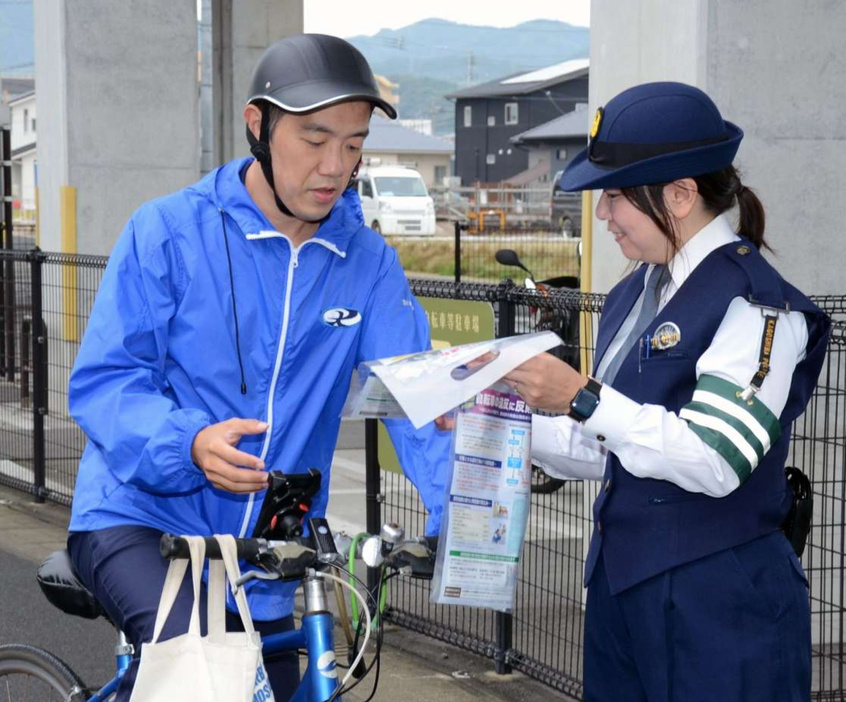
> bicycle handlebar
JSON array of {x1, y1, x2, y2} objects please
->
[
  {"x1": 159, "y1": 525, "x2": 438, "y2": 581},
  {"x1": 159, "y1": 534, "x2": 269, "y2": 562}
]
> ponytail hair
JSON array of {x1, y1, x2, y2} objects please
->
[
  {"x1": 695, "y1": 165, "x2": 769, "y2": 251},
  {"x1": 734, "y1": 184, "x2": 767, "y2": 250},
  {"x1": 622, "y1": 164, "x2": 771, "y2": 257}
]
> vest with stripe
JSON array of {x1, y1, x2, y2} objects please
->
[{"x1": 585, "y1": 241, "x2": 830, "y2": 595}]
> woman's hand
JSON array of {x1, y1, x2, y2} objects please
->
[{"x1": 503, "y1": 353, "x2": 587, "y2": 414}]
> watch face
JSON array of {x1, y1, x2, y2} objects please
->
[{"x1": 572, "y1": 387, "x2": 601, "y2": 419}]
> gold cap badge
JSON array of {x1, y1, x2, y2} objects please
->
[{"x1": 590, "y1": 107, "x2": 604, "y2": 140}]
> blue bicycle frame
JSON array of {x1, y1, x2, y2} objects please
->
[
  {"x1": 87, "y1": 573, "x2": 342, "y2": 702},
  {"x1": 263, "y1": 610, "x2": 339, "y2": 702}
]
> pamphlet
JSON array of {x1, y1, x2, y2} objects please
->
[
  {"x1": 429, "y1": 381, "x2": 533, "y2": 612},
  {"x1": 342, "y1": 331, "x2": 562, "y2": 429}
]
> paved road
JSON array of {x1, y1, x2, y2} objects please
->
[
  {"x1": 0, "y1": 493, "x2": 115, "y2": 689},
  {"x1": 0, "y1": 458, "x2": 575, "y2": 702}
]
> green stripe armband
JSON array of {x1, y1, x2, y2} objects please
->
[{"x1": 680, "y1": 374, "x2": 782, "y2": 484}]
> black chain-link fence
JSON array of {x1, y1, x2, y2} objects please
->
[
  {"x1": 376, "y1": 279, "x2": 846, "y2": 701},
  {"x1": 0, "y1": 249, "x2": 106, "y2": 505},
  {"x1": 0, "y1": 249, "x2": 844, "y2": 699}
]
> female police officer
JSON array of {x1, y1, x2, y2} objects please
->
[{"x1": 504, "y1": 82, "x2": 830, "y2": 701}]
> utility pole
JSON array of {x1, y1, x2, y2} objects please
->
[{"x1": 467, "y1": 49, "x2": 475, "y2": 86}]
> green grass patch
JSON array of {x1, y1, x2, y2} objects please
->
[{"x1": 386, "y1": 235, "x2": 581, "y2": 283}]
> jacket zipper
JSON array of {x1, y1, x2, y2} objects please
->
[{"x1": 236, "y1": 235, "x2": 345, "y2": 537}]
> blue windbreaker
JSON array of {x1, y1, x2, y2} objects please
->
[{"x1": 68, "y1": 157, "x2": 450, "y2": 620}]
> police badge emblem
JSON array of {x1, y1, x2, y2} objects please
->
[{"x1": 651, "y1": 322, "x2": 681, "y2": 350}]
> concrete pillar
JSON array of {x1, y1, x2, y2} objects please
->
[
  {"x1": 212, "y1": 0, "x2": 304, "y2": 165},
  {"x1": 34, "y1": 0, "x2": 199, "y2": 256},
  {"x1": 588, "y1": 0, "x2": 846, "y2": 296}
]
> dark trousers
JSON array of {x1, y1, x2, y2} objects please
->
[
  {"x1": 68, "y1": 525, "x2": 300, "y2": 702},
  {"x1": 584, "y1": 531, "x2": 811, "y2": 702}
]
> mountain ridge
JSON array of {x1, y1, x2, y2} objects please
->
[{"x1": 347, "y1": 19, "x2": 589, "y2": 133}]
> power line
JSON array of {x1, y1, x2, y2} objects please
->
[{"x1": 0, "y1": 62, "x2": 34, "y2": 71}]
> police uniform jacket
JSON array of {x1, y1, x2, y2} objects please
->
[{"x1": 533, "y1": 214, "x2": 830, "y2": 595}]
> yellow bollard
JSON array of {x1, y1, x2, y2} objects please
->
[
  {"x1": 60, "y1": 186, "x2": 79, "y2": 342},
  {"x1": 579, "y1": 190, "x2": 593, "y2": 375}
]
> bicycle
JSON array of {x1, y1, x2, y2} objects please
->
[{"x1": 0, "y1": 470, "x2": 436, "y2": 702}]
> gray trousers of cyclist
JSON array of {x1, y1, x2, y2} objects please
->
[{"x1": 68, "y1": 525, "x2": 299, "y2": 701}]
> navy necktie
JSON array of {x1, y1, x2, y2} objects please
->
[{"x1": 601, "y1": 265, "x2": 667, "y2": 385}]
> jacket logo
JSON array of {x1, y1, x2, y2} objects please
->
[{"x1": 323, "y1": 307, "x2": 362, "y2": 327}]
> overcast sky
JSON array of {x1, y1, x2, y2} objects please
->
[{"x1": 304, "y1": 0, "x2": 590, "y2": 38}]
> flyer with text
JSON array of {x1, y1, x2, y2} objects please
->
[{"x1": 430, "y1": 381, "x2": 533, "y2": 612}]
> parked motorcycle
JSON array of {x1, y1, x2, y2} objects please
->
[{"x1": 496, "y1": 249, "x2": 581, "y2": 494}]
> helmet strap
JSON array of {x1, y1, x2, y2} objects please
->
[
  {"x1": 246, "y1": 104, "x2": 296, "y2": 217},
  {"x1": 346, "y1": 158, "x2": 362, "y2": 191},
  {"x1": 245, "y1": 103, "x2": 341, "y2": 226}
]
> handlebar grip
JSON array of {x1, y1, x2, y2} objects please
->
[{"x1": 159, "y1": 534, "x2": 263, "y2": 563}]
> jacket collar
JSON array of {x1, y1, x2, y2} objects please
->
[
  {"x1": 202, "y1": 157, "x2": 364, "y2": 255},
  {"x1": 650, "y1": 213, "x2": 740, "y2": 297}
]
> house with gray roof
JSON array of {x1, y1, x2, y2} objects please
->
[
  {"x1": 509, "y1": 104, "x2": 590, "y2": 187},
  {"x1": 447, "y1": 59, "x2": 588, "y2": 185},
  {"x1": 363, "y1": 115, "x2": 453, "y2": 188}
]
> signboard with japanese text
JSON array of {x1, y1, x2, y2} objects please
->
[{"x1": 378, "y1": 297, "x2": 495, "y2": 474}]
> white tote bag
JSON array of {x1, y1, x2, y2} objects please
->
[{"x1": 130, "y1": 534, "x2": 274, "y2": 702}]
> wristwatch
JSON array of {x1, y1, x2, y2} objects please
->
[{"x1": 568, "y1": 377, "x2": 603, "y2": 423}]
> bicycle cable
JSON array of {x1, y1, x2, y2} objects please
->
[
  {"x1": 324, "y1": 567, "x2": 391, "y2": 702},
  {"x1": 356, "y1": 571, "x2": 403, "y2": 702},
  {"x1": 314, "y1": 570, "x2": 371, "y2": 689},
  {"x1": 326, "y1": 570, "x2": 403, "y2": 702}
]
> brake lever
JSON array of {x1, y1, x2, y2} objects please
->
[
  {"x1": 234, "y1": 569, "x2": 279, "y2": 590},
  {"x1": 385, "y1": 540, "x2": 437, "y2": 580}
]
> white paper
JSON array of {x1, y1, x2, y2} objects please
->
[
  {"x1": 343, "y1": 331, "x2": 562, "y2": 429},
  {"x1": 430, "y1": 381, "x2": 533, "y2": 612}
]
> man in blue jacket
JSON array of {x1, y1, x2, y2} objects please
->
[{"x1": 67, "y1": 34, "x2": 450, "y2": 701}]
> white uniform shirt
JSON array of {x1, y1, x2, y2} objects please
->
[{"x1": 532, "y1": 214, "x2": 809, "y2": 497}]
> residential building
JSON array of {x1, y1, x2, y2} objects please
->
[
  {"x1": 363, "y1": 115, "x2": 453, "y2": 188},
  {"x1": 8, "y1": 90, "x2": 36, "y2": 219},
  {"x1": 509, "y1": 103, "x2": 589, "y2": 187},
  {"x1": 447, "y1": 58, "x2": 588, "y2": 185},
  {"x1": 374, "y1": 74, "x2": 399, "y2": 119}
]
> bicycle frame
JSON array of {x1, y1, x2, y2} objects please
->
[
  {"x1": 86, "y1": 573, "x2": 341, "y2": 702},
  {"x1": 85, "y1": 631, "x2": 133, "y2": 702},
  {"x1": 263, "y1": 610, "x2": 339, "y2": 702}
]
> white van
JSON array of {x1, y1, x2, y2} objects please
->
[{"x1": 355, "y1": 166, "x2": 436, "y2": 236}]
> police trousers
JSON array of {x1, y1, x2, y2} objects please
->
[{"x1": 584, "y1": 531, "x2": 811, "y2": 702}]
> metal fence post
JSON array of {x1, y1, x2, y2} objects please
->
[
  {"x1": 0, "y1": 128, "x2": 10, "y2": 379},
  {"x1": 497, "y1": 281, "x2": 516, "y2": 338},
  {"x1": 20, "y1": 315, "x2": 30, "y2": 409},
  {"x1": 454, "y1": 220, "x2": 462, "y2": 283},
  {"x1": 1, "y1": 129, "x2": 14, "y2": 382},
  {"x1": 494, "y1": 280, "x2": 515, "y2": 674},
  {"x1": 364, "y1": 418, "x2": 381, "y2": 596},
  {"x1": 30, "y1": 249, "x2": 47, "y2": 503}
]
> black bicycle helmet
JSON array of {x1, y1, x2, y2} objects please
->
[
  {"x1": 247, "y1": 33, "x2": 397, "y2": 118},
  {"x1": 245, "y1": 34, "x2": 396, "y2": 219}
]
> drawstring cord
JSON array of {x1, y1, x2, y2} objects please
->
[{"x1": 219, "y1": 208, "x2": 248, "y2": 395}]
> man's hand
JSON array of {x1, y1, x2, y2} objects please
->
[
  {"x1": 191, "y1": 418, "x2": 270, "y2": 493},
  {"x1": 434, "y1": 414, "x2": 455, "y2": 431},
  {"x1": 503, "y1": 353, "x2": 587, "y2": 414}
]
